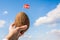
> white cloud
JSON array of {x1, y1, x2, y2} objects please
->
[
  {"x1": 3, "y1": 11, "x2": 8, "y2": 15},
  {"x1": 23, "y1": 35, "x2": 32, "y2": 39},
  {"x1": 20, "y1": 34, "x2": 32, "y2": 40},
  {"x1": 34, "y1": 3, "x2": 60, "y2": 26},
  {"x1": 0, "y1": 20, "x2": 6, "y2": 27},
  {"x1": 46, "y1": 29, "x2": 60, "y2": 40},
  {"x1": 46, "y1": 29, "x2": 60, "y2": 34}
]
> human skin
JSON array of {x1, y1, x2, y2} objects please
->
[{"x1": 5, "y1": 23, "x2": 27, "y2": 40}]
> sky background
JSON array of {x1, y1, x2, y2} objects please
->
[{"x1": 0, "y1": 0, "x2": 60, "y2": 40}]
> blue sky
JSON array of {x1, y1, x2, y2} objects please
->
[{"x1": 0, "y1": 0, "x2": 60, "y2": 40}]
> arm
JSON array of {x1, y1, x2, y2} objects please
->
[{"x1": 4, "y1": 24, "x2": 27, "y2": 40}]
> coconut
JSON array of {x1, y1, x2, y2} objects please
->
[{"x1": 14, "y1": 12, "x2": 30, "y2": 34}]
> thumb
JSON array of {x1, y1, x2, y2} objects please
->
[
  {"x1": 19, "y1": 25, "x2": 27, "y2": 31},
  {"x1": 16, "y1": 25, "x2": 27, "y2": 31}
]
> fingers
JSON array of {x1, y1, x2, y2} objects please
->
[
  {"x1": 16, "y1": 25, "x2": 27, "y2": 37},
  {"x1": 12, "y1": 23, "x2": 15, "y2": 27},
  {"x1": 9, "y1": 23, "x2": 15, "y2": 30},
  {"x1": 9, "y1": 23, "x2": 27, "y2": 32}
]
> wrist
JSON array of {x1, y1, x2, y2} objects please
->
[{"x1": 5, "y1": 33, "x2": 18, "y2": 40}]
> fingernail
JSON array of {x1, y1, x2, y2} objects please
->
[
  {"x1": 24, "y1": 25, "x2": 27, "y2": 27},
  {"x1": 23, "y1": 25, "x2": 27, "y2": 27}
]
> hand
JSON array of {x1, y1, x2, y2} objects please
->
[{"x1": 5, "y1": 23, "x2": 27, "y2": 40}]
